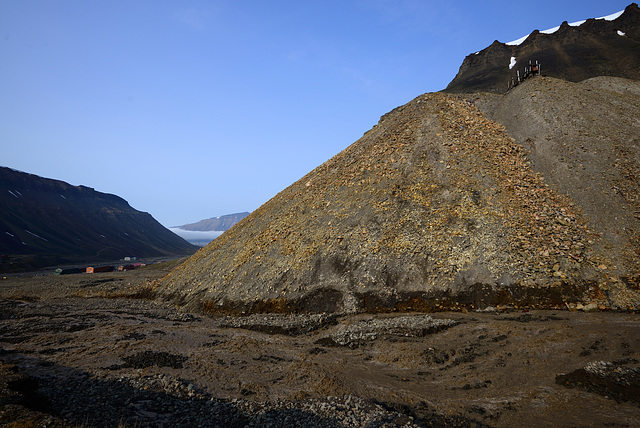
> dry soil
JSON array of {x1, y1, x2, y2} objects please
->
[{"x1": 1, "y1": 263, "x2": 639, "y2": 427}]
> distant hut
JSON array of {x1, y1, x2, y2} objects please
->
[{"x1": 86, "y1": 266, "x2": 114, "y2": 274}]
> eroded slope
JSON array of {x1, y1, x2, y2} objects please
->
[
  {"x1": 472, "y1": 76, "x2": 640, "y2": 285},
  {"x1": 157, "y1": 91, "x2": 639, "y2": 314}
]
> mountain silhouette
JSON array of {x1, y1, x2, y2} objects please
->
[{"x1": 0, "y1": 167, "x2": 197, "y2": 272}]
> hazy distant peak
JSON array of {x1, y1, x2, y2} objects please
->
[{"x1": 176, "y1": 212, "x2": 250, "y2": 232}]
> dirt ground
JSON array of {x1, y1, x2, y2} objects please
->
[{"x1": 1, "y1": 263, "x2": 639, "y2": 427}]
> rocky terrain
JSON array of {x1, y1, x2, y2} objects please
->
[
  {"x1": 470, "y1": 76, "x2": 640, "y2": 277},
  {"x1": 1, "y1": 267, "x2": 639, "y2": 427},
  {"x1": 2, "y1": 6, "x2": 639, "y2": 427},
  {"x1": 156, "y1": 75, "x2": 640, "y2": 315},
  {"x1": 445, "y1": 3, "x2": 640, "y2": 94},
  {"x1": 0, "y1": 167, "x2": 197, "y2": 273}
]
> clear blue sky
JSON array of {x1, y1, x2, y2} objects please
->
[{"x1": 1, "y1": 0, "x2": 632, "y2": 227}]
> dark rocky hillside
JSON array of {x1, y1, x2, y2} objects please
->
[
  {"x1": 0, "y1": 167, "x2": 197, "y2": 272},
  {"x1": 445, "y1": 3, "x2": 640, "y2": 93},
  {"x1": 157, "y1": 76, "x2": 640, "y2": 315},
  {"x1": 177, "y1": 212, "x2": 250, "y2": 232}
]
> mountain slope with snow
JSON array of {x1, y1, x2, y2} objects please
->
[
  {"x1": 445, "y1": 3, "x2": 640, "y2": 93},
  {"x1": 505, "y1": 9, "x2": 625, "y2": 46}
]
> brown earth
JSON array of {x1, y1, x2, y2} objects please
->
[
  {"x1": 470, "y1": 76, "x2": 640, "y2": 271},
  {"x1": 1, "y1": 266, "x2": 639, "y2": 427},
  {"x1": 157, "y1": 76, "x2": 640, "y2": 315}
]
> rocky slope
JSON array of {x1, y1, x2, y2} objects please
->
[
  {"x1": 157, "y1": 76, "x2": 640, "y2": 314},
  {"x1": 444, "y1": 3, "x2": 640, "y2": 93},
  {"x1": 0, "y1": 167, "x2": 197, "y2": 272},
  {"x1": 470, "y1": 76, "x2": 640, "y2": 277}
]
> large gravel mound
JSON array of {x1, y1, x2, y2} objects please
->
[{"x1": 156, "y1": 85, "x2": 639, "y2": 314}]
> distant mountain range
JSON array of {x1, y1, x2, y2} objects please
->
[
  {"x1": 176, "y1": 212, "x2": 250, "y2": 232},
  {"x1": 170, "y1": 212, "x2": 250, "y2": 247},
  {"x1": 0, "y1": 167, "x2": 197, "y2": 272},
  {"x1": 444, "y1": 3, "x2": 640, "y2": 93}
]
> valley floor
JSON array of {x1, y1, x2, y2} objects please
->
[{"x1": 0, "y1": 266, "x2": 639, "y2": 427}]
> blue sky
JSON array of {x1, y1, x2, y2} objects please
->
[{"x1": 1, "y1": 1, "x2": 632, "y2": 227}]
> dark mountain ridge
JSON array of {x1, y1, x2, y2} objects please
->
[
  {"x1": 445, "y1": 3, "x2": 640, "y2": 93},
  {"x1": 0, "y1": 167, "x2": 197, "y2": 272}
]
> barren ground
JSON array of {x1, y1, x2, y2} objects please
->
[{"x1": 1, "y1": 262, "x2": 639, "y2": 427}]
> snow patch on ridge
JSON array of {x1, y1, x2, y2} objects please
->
[
  {"x1": 506, "y1": 9, "x2": 625, "y2": 46},
  {"x1": 509, "y1": 56, "x2": 517, "y2": 69},
  {"x1": 25, "y1": 230, "x2": 48, "y2": 242}
]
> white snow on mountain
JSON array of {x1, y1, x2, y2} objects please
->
[
  {"x1": 25, "y1": 230, "x2": 48, "y2": 242},
  {"x1": 506, "y1": 9, "x2": 625, "y2": 46}
]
